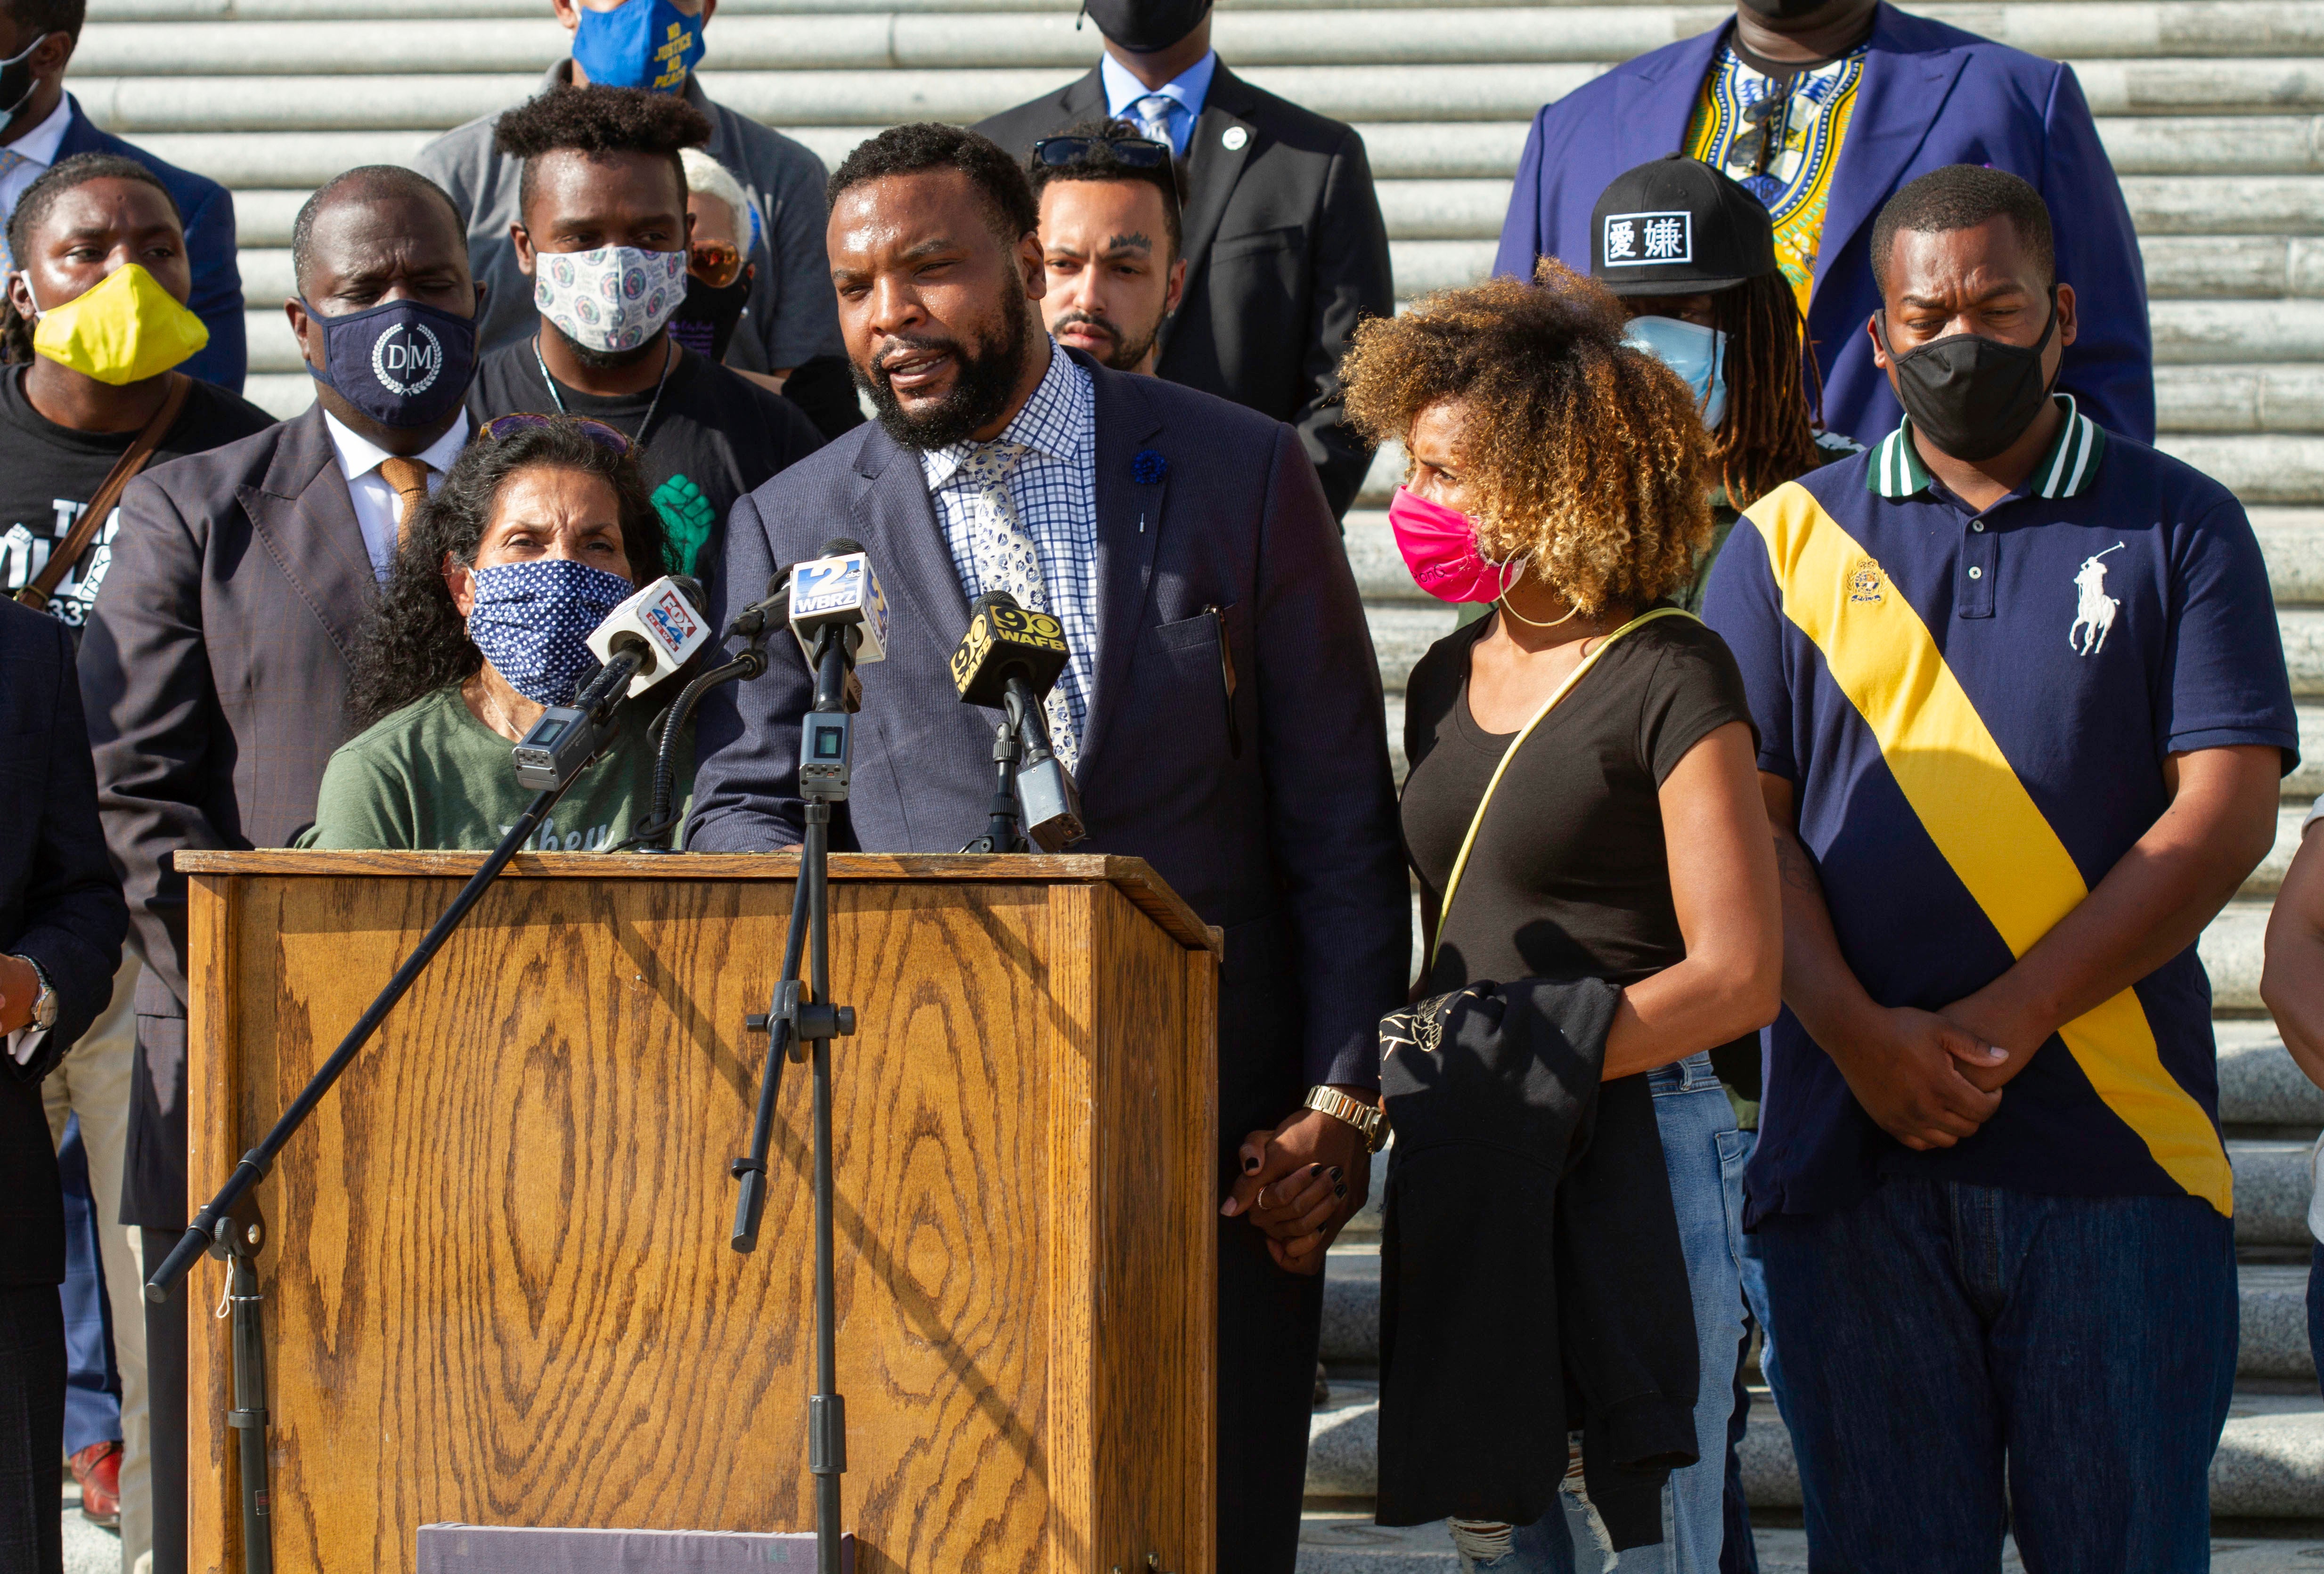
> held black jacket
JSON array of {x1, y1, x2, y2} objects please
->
[{"x1": 1375, "y1": 978, "x2": 1699, "y2": 1547}]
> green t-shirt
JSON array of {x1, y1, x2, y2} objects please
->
[{"x1": 300, "y1": 685, "x2": 693, "y2": 852}]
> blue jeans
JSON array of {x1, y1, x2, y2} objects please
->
[
  {"x1": 1758, "y1": 1178, "x2": 2235, "y2": 1572},
  {"x1": 1463, "y1": 1054, "x2": 1745, "y2": 1574}
]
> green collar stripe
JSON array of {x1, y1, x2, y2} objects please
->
[{"x1": 1867, "y1": 394, "x2": 2106, "y2": 503}]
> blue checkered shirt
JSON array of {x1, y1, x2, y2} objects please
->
[{"x1": 919, "y1": 346, "x2": 1100, "y2": 745}]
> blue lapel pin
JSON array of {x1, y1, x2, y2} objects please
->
[{"x1": 1133, "y1": 448, "x2": 1166, "y2": 532}]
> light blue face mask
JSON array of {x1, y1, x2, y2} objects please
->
[
  {"x1": 571, "y1": 0, "x2": 707, "y2": 93},
  {"x1": 1623, "y1": 315, "x2": 1730, "y2": 431}
]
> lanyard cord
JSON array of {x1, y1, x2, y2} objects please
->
[{"x1": 533, "y1": 333, "x2": 673, "y2": 451}]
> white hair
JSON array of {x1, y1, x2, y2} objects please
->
[{"x1": 679, "y1": 148, "x2": 761, "y2": 254}]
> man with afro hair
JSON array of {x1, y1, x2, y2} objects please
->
[
  {"x1": 415, "y1": 2, "x2": 858, "y2": 438},
  {"x1": 461, "y1": 84, "x2": 824, "y2": 589}
]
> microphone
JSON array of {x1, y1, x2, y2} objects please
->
[
  {"x1": 514, "y1": 575, "x2": 709, "y2": 792},
  {"x1": 791, "y1": 540, "x2": 883, "y2": 803},
  {"x1": 949, "y1": 591, "x2": 1085, "y2": 851},
  {"x1": 586, "y1": 573, "x2": 713, "y2": 699},
  {"x1": 788, "y1": 538, "x2": 889, "y2": 669}
]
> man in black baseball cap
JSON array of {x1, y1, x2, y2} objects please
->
[
  {"x1": 1594, "y1": 154, "x2": 1845, "y2": 611},
  {"x1": 1592, "y1": 149, "x2": 1851, "y2": 1571}
]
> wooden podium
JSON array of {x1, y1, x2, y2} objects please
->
[{"x1": 174, "y1": 851, "x2": 1220, "y2": 1574}]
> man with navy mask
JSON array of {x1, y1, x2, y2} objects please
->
[
  {"x1": 415, "y1": 0, "x2": 861, "y2": 439},
  {"x1": 77, "y1": 165, "x2": 481, "y2": 1574},
  {"x1": 976, "y1": 0, "x2": 1392, "y2": 519}
]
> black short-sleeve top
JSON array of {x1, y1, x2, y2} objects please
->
[{"x1": 1402, "y1": 610, "x2": 1757, "y2": 998}]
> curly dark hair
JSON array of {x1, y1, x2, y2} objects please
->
[
  {"x1": 494, "y1": 84, "x2": 711, "y2": 226},
  {"x1": 345, "y1": 417, "x2": 670, "y2": 732},
  {"x1": 2, "y1": 154, "x2": 181, "y2": 367},
  {"x1": 1341, "y1": 258, "x2": 1712, "y2": 617},
  {"x1": 828, "y1": 122, "x2": 1037, "y2": 248},
  {"x1": 1027, "y1": 118, "x2": 1185, "y2": 256}
]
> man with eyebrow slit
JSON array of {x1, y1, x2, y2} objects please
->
[
  {"x1": 1702, "y1": 163, "x2": 2293, "y2": 1565},
  {"x1": 1027, "y1": 121, "x2": 1187, "y2": 376}
]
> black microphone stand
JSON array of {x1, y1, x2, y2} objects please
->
[
  {"x1": 730, "y1": 625, "x2": 857, "y2": 1574},
  {"x1": 961, "y1": 683, "x2": 1029, "y2": 853},
  {"x1": 142, "y1": 650, "x2": 644, "y2": 1574}
]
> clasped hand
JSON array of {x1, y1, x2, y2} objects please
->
[
  {"x1": 1220, "y1": 1103, "x2": 1371, "y2": 1275},
  {"x1": 1835, "y1": 994, "x2": 2031, "y2": 1151}
]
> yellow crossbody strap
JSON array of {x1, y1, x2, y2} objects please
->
[{"x1": 1427, "y1": 606, "x2": 1696, "y2": 969}]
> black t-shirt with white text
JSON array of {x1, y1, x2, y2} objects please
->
[
  {"x1": 466, "y1": 339, "x2": 825, "y2": 589},
  {"x1": 0, "y1": 366, "x2": 277, "y2": 626}
]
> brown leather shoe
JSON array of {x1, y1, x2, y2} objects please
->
[{"x1": 69, "y1": 1439, "x2": 121, "y2": 1529}]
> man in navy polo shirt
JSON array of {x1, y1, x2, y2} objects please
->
[{"x1": 1702, "y1": 164, "x2": 2294, "y2": 1562}]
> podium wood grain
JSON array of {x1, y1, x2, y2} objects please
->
[{"x1": 179, "y1": 854, "x2": 1218, "y2": 1574}]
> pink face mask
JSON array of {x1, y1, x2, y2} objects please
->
[{"x1": 1387, "y1": 485, "x2": 1516, "y2": 604}]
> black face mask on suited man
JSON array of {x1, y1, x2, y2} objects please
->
[{"x1": 1080, "y1": 0, "x2": 1211, "y2": 53}]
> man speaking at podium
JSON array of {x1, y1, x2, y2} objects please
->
[{"x1": 686, "y1": 124, "x2": 1408, "y2": 1570}]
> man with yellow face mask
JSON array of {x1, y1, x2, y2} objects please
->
[{"x1": 0, "y1": 154, "x2": 272, "y2": 631}]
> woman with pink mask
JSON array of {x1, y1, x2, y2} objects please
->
[{"x1": 1340, "y1": 259, "x2": 1781, "y2": 1574}]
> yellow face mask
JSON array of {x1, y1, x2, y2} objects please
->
[{"x1": 22, "y1": 263, "x2": 208, "y2": 385}]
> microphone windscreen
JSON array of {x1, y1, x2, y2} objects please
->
[
  {"x1": 670, "y1": 574, "x2": 706, "y2": 613},
  {"x1": 820, "y1": 537, "x2": 865, "y2": 557}
]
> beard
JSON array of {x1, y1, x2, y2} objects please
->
[
  {"x1": 545, "y1": 317, "x2": 667, "y2": 373},
  {"x1": 1050, "y1": 307, "x2": 1162, "y2": 373},
  {"x1": 854, "y1": 286, "x2": 1034, "y2": 451}
]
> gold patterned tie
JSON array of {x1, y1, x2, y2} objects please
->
[{"x1": 377, "y1": 455, "x2": 433, "y2": 552}]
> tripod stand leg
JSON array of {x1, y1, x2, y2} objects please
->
[{"x1": 806, "y1": 803, "x2": 846, "y2": 1574}]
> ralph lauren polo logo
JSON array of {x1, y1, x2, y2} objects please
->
[{"x1": 1847, "y1": 556, "x2": 1886, "y2": 605}]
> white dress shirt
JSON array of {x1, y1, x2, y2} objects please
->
[
  {"x1": 1099, "y1": 49, "x2": 1218, "y2": 159},
  {"x1": 324, "y1": 409, "x2": 470, "y2": 578},
  {"x1": 0, "y1": 93, "x2": 73, "y2": 243}
]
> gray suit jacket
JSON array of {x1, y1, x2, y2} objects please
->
[
  {"x1": 976, "y1": 64, "x2": 1394, "y2": 519},
  {"x1": 79, "y1": 406, "x2": 374, "y2": 1224},
  {"x1": 687, "y1": 351, "x2": 1409, "y2": 1091}
]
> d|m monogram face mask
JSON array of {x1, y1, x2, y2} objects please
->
[{"x1": 301, "y1": 296, "x2": 478, "y2": 429}]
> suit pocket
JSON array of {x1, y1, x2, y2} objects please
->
[{"x1": 1209, "y1": 223, "x2": 1303, "y2": 262}]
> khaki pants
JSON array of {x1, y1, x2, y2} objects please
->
[{"x1": 42, "y1": 955, "x2": 148, "y2": 1574}]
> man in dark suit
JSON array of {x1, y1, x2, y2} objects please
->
[
  {"x1": 1494, "y1": 0, "x2": 2151, "y2": 446},
  {"x1": 975, "y1": 0, "x2": 1392, "y2": 519},
  {"x1": 0, "y1": 597, "x2": 126, "y2": 1574},
  {"x1": 77, "y1": 167, "x2": 482, "y2": 1574},
  {"x1": 0, "y1": 0, "x2": 246, "y2": 390},
  {"x1": 688, "y1": 124, "x2": 1408, "y2": 1572}
]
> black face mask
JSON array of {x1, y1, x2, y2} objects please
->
[
  {"x1": 0, "y1": 32, "x2": 54, "y2": 119},
  {"x1": 1876, "y1": 291, "x2": 2059, "y2": 462},
  {"x1": 1080, "y1": 0, "x2": 1211, "y2": 53},
  {"x1": 666, "y1": 272, "x2": 750, "y2": 363}
]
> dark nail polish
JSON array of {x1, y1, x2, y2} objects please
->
[
  {"x1": 1329, "y1": 1167, "x2": 1344, "y2": 1181},
  {"x1": 1334, "y1": 1184, "x2": 1348, "y2": 1199},
  {"x1": 1310, "y1": 1163, "x2": 1323, "y2": 1175},
  {"x1": 1242, "y1": 1156, "x2": 1259, "y2": 1172}
]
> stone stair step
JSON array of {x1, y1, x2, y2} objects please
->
[
  {"x1": 1322, "y1": 1240, "x2": 2324, "y2": 1376},
  {"x1": 1308, "y1": 1377, "x2": 2324, "y2": 1515},
  {"x1": 2219, "y1": 1018, "x2": 2324, "y2": 1124}
]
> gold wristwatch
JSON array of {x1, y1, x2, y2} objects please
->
[{"x1": 1304, "y1": 1085, "x2": 1387, "y2": 1152}]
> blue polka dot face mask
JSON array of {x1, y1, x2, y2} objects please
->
[{"x1": 465, "y1": 558, "x2": 634, "y2": 706}]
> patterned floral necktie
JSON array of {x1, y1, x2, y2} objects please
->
[
  {"x1": 0, "y1": 150, "x2": 29, "y2": 274},
  {"x1": 955, "y1": 440, "x2": 1079, "y2": 771}
]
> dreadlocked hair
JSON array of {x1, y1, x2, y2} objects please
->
[
  {"x1": 1707, "y1": 271, "x2": 1825, "y2": 510},
  {"x1": 1341, "y1": 257, "x2": 1712, "y2": 617},
  {"x1": 344, "y1": 417, "x2": 669, "y2": 733}
]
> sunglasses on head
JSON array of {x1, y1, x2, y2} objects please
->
[
  {"x1": 478, "y1": 413, "x2": 632, "y2": 455},
  {"x1": 1032, "y1": 135, "x2": 1173, "y2": 169},
  {"x1": 689, "y1": 240, "x2": 745, "y2": 289}
]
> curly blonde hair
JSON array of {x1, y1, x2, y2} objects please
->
[{"x1": 1341, "y1": 259, "x2": 1713, "y2": 616}]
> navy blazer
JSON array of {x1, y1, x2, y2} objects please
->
[
  {"x1": 688, "y1": 350, "x2": 1411, "y2": 1089},
  {"x1": 57, "y1": 94, "x2": 246, "y2": 392},
  {"x1": 0, "y1": 598, "x2": 126, "y2": 1284},
  {"x1": 1493, "y1": 3, "x2": 2152, "y2": 446}
]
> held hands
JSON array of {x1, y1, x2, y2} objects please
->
[
  {"x1": 1833, "y1": 1005, "x2": 2010, "y2": 1151},
  {"x1": 1222, "y1": 1102, "x2": 1372, "y2": 1276},
  {"x1": 0, "y1": 953, "x2": 35, "y2": 1036}
]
